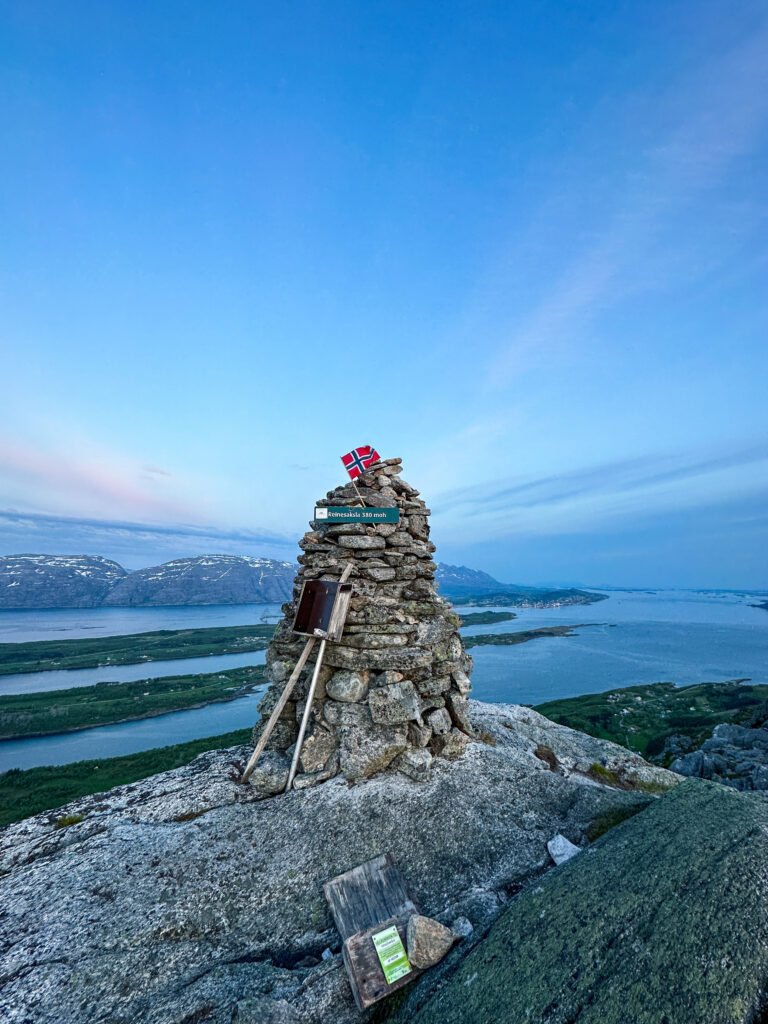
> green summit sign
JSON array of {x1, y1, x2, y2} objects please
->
[
  {"x1": 371, "y1": 924, "x2": 412, "y2": 985},
  {"x1": 314, "y1": 506, "x2": 400, "y2": 524}
]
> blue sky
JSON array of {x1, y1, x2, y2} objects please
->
[{"x1": 1, "y1": 0, "x2": 767, "y2": 588}]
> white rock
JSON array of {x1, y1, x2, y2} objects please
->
[{"x1": 547, "y1": 833, "x2": 581, "y2": 865}]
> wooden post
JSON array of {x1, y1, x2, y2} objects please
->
[
  {"x1": 241, "y1": 562, "x2": 355, "y2": 787},
  {"x1": 285, "y1": 560, "x2": 355, "y2": 792},
  {"x1": 240, "y1": 635, "x2": 317, "y2": 783},
  {"x1": 285, "y1": 637, "x2": 327, "y2": 791},
  {"x1": 351, "y1": 478, "x2": 366, "y2": 507}
]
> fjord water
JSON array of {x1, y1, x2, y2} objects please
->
[
  {"x1": 460, "y1": 589, "x2": 768, "y2": 705},
  {"x1": 0, "y1": 690, "x2": 266, "y2": 771},
  {"x1": 0, "y1": 650, "x2": 267, "y2": 697},
  {"x1": 0, "y1": 602, "x2": 285, "y2": 643},
  {"x1": 1, "y1": 590, "x2": 766, "y2": 771}
]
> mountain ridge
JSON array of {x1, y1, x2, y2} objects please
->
[
  {"x1": 0, "y1": 553, "x2": 293, "y2": 609},
  {"x1": 0, "y1": 554, "x2": 603, "y2": 610}
]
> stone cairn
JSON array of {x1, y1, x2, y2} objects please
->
[{"x1": 251, "y1": 457, "x2": 474, "y2": 787}]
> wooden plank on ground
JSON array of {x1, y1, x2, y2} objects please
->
[
  {"x1": 323, "y1": 853, "x2": 418, "y2": 941},
  {"x1": 343, "y1": 913, "x2": 423, "y2": 1011}
]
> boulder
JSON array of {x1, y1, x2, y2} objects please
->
[
  {"x1": 393, "y1": 748, "x2": 432, "y2": 782},
  {"x1": 298, "y1": 727, "x2": 338, "y2": 774},
  {"x1": 325, "y1": 670, "x2": 369, "y2": 703},
  {"x1": 244, "y1": 750, "x2": 291, "y2": 795},
  {"x1": 368, "y1": 680, "x2": 421, "y2": 725},
  {"x1": 426, "y1": 708, "x2": 452, "y2": 735}
]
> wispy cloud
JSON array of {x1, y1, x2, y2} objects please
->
[
  {"x1": 434, "y1": 437, "x2": 768, "y2": 540},
  {"x1": 0, "y1": 440, "x2": 193, "y2": 520},
  {"x1": 440, "y1": 439, "x2": 768, "y2": 513},
  {"x1": 487, "y1": 16, "x2": 768, "y2": 384},
  {"x1": 0, "y1": 508, "x2": 296, "y2": 568},
  {"x1": 0, "y1": 508, "x2": 293, "y2": 547}
]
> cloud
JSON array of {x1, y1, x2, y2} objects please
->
[
  {"x1": 0, "y1": 440, "x2": 192, "y2": 519},
  {"x1": 487, "y1": 17, "x2": 768, "y2": 384},
  {"x1": 432, "y1": 437, "x2": 768, "y2": 543},
  {"x1": 0, "y1": 508, "x2": 293, "y2": 548},
  {"x1": 439, "y1": 439, "x2": 768, "y2": 513},
  {"x1": 439, "y1": 487, "x2": 768, "y2": 589}
]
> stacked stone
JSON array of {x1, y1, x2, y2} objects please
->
[{"x1": 251, "y1": 457, "x2": 473, "y2": 786}]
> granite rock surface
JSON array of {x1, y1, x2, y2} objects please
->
[
  {"x1": 0, "y1": 701, "x2": 674, "y2": 1024},
  {"x1": 389, "y1": 779, "x2": 768, "y2": 1024}
]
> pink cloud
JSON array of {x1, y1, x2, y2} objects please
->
[{"x1": 0, "y1": 440, "x2": 193, "y2": 521}]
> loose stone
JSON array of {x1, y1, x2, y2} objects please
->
[
  {"x1": 406, "y1": 914, "x2": 458, "y2": 969},
  {"x1": 326, "y1": 670, "x2": 369, "y2": 703}
]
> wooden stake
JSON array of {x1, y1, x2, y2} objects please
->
[
  {"x1": 352, "y1": 478, "x2": 366, "y2": 507},
  {"x1": 285, "y1": 638, "x2": 327, "y2": 791},
  {"x1": 240, "y1": 636, "x2": 316, "y2": 783},
  {"x1": 285, "y1": 560, "x2": 355, "y2": 792},
  {"x1": 241, "y1": 562, "x2": 355, "y2": 786}
]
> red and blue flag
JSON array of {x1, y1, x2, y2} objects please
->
[{"x1": 341, "y1": 445, "x2": 380, "y2": 479}]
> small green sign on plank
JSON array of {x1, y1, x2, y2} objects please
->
[
  {"x1": 371, "y1": 924, "x2": 412, "y2": 985},
  {"x1": 314, "y1": 506, "x2": 400, "y2": 524}
]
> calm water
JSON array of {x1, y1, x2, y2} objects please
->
[
  {"x1": 0, "y1": 650, "x2": 267, "y2": 696},
  {"x1": 460, "y1": 589, "x2": 768, "y2": 704},
  {"x1": 1, "y1": 590, "x2": 767, "y2": 771},
  {"x1": 0, "y1": 603, "x2": 284, "y2": 643},
  {"x1": 0, "y1": 690, "x2": 266, "y2": 771}
]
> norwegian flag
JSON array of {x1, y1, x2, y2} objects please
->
[{"x1": 341, "y1": 445, "x2": 381, "y2": 479}]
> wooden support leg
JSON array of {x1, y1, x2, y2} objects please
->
[
  {"x1": 242, "y1": 562, "x2": 355, "y2": 788},
  {"x1": 240, "y1": 635, "x2": 316, "y2": 783},
  {"x1": 285, "y1": 638, "x2": 328, "y2": 791}
]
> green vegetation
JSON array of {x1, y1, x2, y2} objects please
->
[
  {"x1": 458, "y1": 611, "x2": 516, "y2": 626},
  {"x1": 587, "y1": 762, "x2": 621, "y2": 785},
  {"x1": 0, "y1": 727, "x2": 252, "y2": 828},
  {"x1": 0, "y1": 666, "x2": 265, "y2": 739},
  {"x1": 585, "y1": 804, "x2": 646, "y2": 842},
  {"x1": 464, "y1": 624, "x2": 597, "y2": 648},
  {"x1": 535, "y1": 680, "x2": 768, "y2": 761},
  {"x1": 456, "y1": 587, "x2": 606, "y2": 607},
  {"x1": 0, "y1": 624, "x2": 275, "y2": 676},
  {"x1": 53, "y1": 813, "x2": 84, "y2": 829}
]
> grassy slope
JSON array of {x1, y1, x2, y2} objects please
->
[
  {"x1": 535, "y1": 680, "x2": 768, "y2": 760},
  {"x1": 0, "y1": 624, "x2": 275, "y2": 676},
  {"x1": 0, "y1": 728, "x2": 252, "y2": 828},
  {"x1": 0, "y1": 665, "x2": 266, "y2": 739}
]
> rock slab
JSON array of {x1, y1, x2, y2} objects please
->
[
  {"x1": 0, "y1": 701, "x2": 674, "y2": 1024},
  {"x1": 391, "y1": 779, "x2": 768, "y2": 1024}
]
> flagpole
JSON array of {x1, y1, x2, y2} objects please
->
[{"x1": 351, "y1": 479, "x2": 366, "y2": 507}]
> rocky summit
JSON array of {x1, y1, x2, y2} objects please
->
[
  {"x1": 389, "y1": 779, "x2": 768, "y2": 1024},
  {"x1": 254, "y1": 457, "x2": 474, "y2": 784},
  {"x1": 0, "y1": 701, "x2": 675, "y2": 1024}
]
